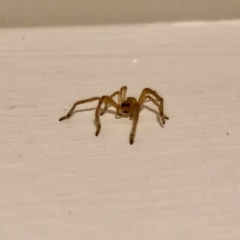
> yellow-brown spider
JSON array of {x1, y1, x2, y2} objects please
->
[{"x1": 59, "y1": 86, "x2": 169, "y2": 144}]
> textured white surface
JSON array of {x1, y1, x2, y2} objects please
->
[{"x1": 1, "y1": 22, "x2": 240, "y2": 239}]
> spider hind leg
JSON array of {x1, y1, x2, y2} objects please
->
[{"x1": 59, "y1": 97, "x2": 100, "y2": 121}]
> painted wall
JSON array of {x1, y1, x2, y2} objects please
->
[{"x1": 1, "y1": 0, "x2": 240, "y2": 27}]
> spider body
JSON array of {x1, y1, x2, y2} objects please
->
[
  {"x1": 121, "y1": 97, "x2": 137, "y2": 114},
  {"x1": 59, "y1": 86, "x2": 169, "y2": 144}
]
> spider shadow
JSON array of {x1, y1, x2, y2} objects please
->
[
  {"x1": 140, "y1": 105, "x2": 164, "y2": 127},
  {"x1": 71, "y1": 107, "x2": 116, "y2": 126},
  {"x1": 70, "y1": 107, "x2": 96, "y2": 116},
  {"x1": 71, "y1": 104, "x2": 164, "y2": 127},
  {"x1": 102, "y1": 105, "x2": 164, "y2": 127}
]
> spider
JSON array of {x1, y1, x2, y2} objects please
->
[{"x1": 59, "y1": 86, "x2": 169, "y2": 144}]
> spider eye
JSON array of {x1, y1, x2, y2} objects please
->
[{"x1": 122, "y1": 102, "x2": 130, "y2": 107}]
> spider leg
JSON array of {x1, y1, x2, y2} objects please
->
[
  {"x1": 143, "y1": 95, "x2": 169, "y2": 125},
  {"x1": 95, "y1": 96, "x2": 120, "y2": 136},
  {"x1": 129, "y1": 103, "x2": 140, "y2": 145},
  {"x1": 100, "y1": 91, "x2": 120, "y2": 116},
  {"x1": 59, "y1": 97, "x2": 100, "y2": 121},
  {"x1": 120, "y1": 86, "x2": 127, "y2": 102},
  {"x1": 100, "y1": 86, "x2": 127, "y2": 116},
  {"x1": 138, "y1": 88, "x2": 169, "y2": 124}
]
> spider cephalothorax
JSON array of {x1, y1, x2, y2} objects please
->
[
  {"x1": 121, "y1": 97, "x2": 137, "y2": 114},
  {"x1": 59, "y1": 86, "x2": 169, "y2": 144}
]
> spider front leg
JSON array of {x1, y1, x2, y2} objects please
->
[
  {"x1": 100, "y1": 91, "x2": 120, "y2": 116},
  {"x1": 95, "y1": 96, "x2": 120, "y2": 136},
  {"x1": 100, "y1": 86, "x2": 127, "y2": 116},
  {"x1": 129, "y1": 103, "x2": 140, "y2": 145},
  {"x1": 144, "y1": 95, "x2": 169, "y2": 125},
  {"x1": 138, "y1": 88, "x2": 169, "y2": 124},
  {"x1": 59, "y1": 97, "x2": 100, "y2": 121}
]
